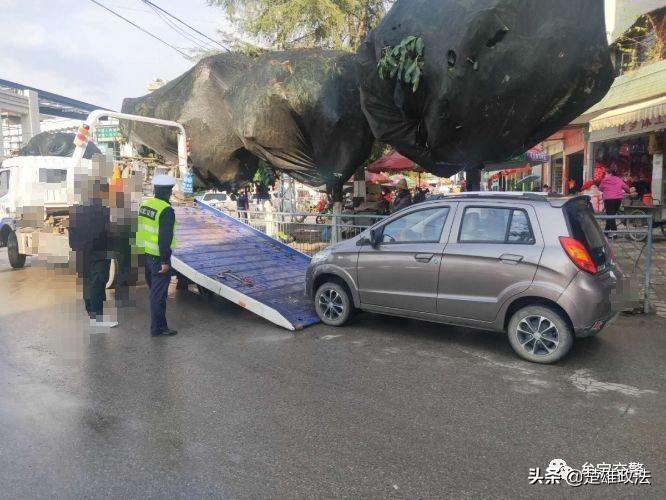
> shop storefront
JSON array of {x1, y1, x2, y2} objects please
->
[
  {"x1": 540, "y1": 139, "x2": 564, "y2": 193},
  {"x1": 588, "y1": 95, "x2": 666, "y2": 204},
  {"x1": 483, "y1": 148, "x2": 549, "y2": 192},
  {"x1": 562, "y1": 128, "x2": 586, "y2": 194}
]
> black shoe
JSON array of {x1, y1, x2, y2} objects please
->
[{"x1": 151, "y1": 329, "x2": 178, "y2": 337}]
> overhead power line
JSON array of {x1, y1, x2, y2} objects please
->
[
  {"x1": 141, "y1": 0, "x2": 229, "y2": 52},
  {"x1": 146, "y1": 2, "x2": 213, "y2": 52},
  {"x1": 88, "y1": 0, "x2": 189, "y2": 57}
]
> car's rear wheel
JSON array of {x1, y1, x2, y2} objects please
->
[
  {"x1": 507, "y1": 305, "x2": 573, "y2": 364},
  {"x1": 314, "y1": 282, "x2": 352, "y2": 326}
]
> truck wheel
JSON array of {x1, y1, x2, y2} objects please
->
[
  {"x1": 7, "y1": 231, "x2": 26, "y2": 269},
  {"x1": 106, "y1": 259, "x2": 117, "y2": 289},
  {"x1": 507, "y1": 305, "x2": 574, "y2": 364}
]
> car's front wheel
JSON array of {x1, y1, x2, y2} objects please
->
[
  {"x1": 507, "y1": 305, "x2": 574, "y2": 364},
  {"x1": 314, "y1": 282, "x2": 352, "y2": 326}
]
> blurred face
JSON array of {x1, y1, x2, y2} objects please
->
[{"x1": 92, "y1": 182, "x2": 110, "y2": 204}]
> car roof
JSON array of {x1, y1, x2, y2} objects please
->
[{"x1": 426, "y1": 192, "x2": 587, "y2": 207}]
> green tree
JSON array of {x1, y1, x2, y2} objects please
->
[{"x1": 208, "y1": 0, "x2": 391, "y2": 51}]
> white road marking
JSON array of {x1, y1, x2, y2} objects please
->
[
  {"x1": 570, "y1": 369, "x2": 657, "y2": 397},
  {"x1": 321, "y1": 334, "x2": 342, "y2": 341}
]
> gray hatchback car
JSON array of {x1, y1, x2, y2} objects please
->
[{"x1": 306, "y1": 193, "x2": 623, "y2": 364}]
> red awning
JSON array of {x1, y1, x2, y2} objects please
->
[{"x1": 366, "y1": 151, "x2": 415, "y2": 173}]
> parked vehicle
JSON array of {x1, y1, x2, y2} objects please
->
[
  {"x1": 306, "y1": 192, "x2": 623, "y2": 364},
  {"x1": 194, "y1": 191, "x2": 235, "y2": 213}
]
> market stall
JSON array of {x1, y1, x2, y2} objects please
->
[{"x1": 587, "y1": 96, "x2": 666, "y2": 235}]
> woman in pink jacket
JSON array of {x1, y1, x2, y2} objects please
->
[{"x1": 599, "y1": 168, "x2": 630, "y2": 232}]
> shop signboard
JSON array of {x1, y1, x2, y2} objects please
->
[
  {"x1": 526, "y1": 149, "x2": 549, "y2": 163},
  {"x1": 590, "y1": 113, "x2": 666, "y2": 142},
  {"x1": 616, "y1": 114, "x2": 665, "y2": 135}
]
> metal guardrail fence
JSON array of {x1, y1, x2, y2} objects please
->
[
  {"x1": 595, "y1": 214, "x2": 655, "y2": 314},
  {"x1": 230, "y1": 209, "x2": 657, "y2": 314},
  {"x1": 235, "y1": 210, "x2": 386, "y2": 257}
]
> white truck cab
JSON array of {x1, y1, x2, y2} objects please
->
[
  {"x1": 0, "y1": 110, "x2": 188, "y2": 270},
  {"x1": 0, "y1": 156, "x2": 88, "y2": 266}
]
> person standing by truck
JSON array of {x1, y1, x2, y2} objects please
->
[
  {"x1": 69, "y1": 178, "x2": 117, "y2": 329},
  {"x1": 136, "y1": 175, "x2": 178, "y2": 337},
  {"x1": 109, "y1": 176, "x2": 133, "y2": 308}
]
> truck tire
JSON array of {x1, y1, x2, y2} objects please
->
[
  {"x1": 106, "y1": 259, "x2": 117, "y2": 289},
  {"x1": 7, "y1": 231, "x2": 26, "y2": 269}
]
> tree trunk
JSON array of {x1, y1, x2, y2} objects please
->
[{"x1": 466, "y1": 167, "x2": 482, "y2": 192}]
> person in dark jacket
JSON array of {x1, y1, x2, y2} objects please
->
[
  {"x1": 412, "y1": 186, "x2": 429, "y2": 204},
  {"x1": 236, "y1": 188, "x2": 249, "y2": 220},
  {"x1": 391, "y1": 178, "x2": 412, "y2": 213},
  {"x1": 69, "y1": 179, "x2": 117, "y2": 328}
]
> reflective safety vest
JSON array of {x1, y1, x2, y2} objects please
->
[{"x1": 136, "y1": 198, "x2": 176, "y2": 256}]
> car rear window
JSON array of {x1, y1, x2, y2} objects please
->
[{"x1": 563, "y1": 198, "x2": 608, "y2": 269}]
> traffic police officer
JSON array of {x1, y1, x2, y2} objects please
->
[{"x1": 137, "y1": 175, "x2": 178, "y2": 337}]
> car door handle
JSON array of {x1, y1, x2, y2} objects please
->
[
  {"x1": 415, "y1": 253, "x2": 434, "y2": 263},
  {"x1": 499, "y1": 253, "x2": 524, "y2": 264}
]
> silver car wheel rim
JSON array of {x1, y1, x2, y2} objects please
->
[
  {"x1": 516, "y1": 316, "x2": 560, "y2": 356},
  {"x1": 318, "y1": 289, "x2": 344, "y2": 321}
]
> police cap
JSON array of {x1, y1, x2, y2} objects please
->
[{"x1": 152, "y1": 175, "x2": 177, "y2": 187}]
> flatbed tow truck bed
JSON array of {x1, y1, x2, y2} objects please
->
[{"x1": 172, "y1": 201, "x2": 319, "y2": 330}]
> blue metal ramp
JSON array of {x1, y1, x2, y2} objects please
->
[{"x1": 172, "y1": 202, "x2": 319, "y2": 330}]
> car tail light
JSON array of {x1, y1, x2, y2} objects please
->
[{"x1": 559, "y1": 237, "x2": 597, "y2": 275}]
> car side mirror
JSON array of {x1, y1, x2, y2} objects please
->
[{"x1": 369, "y1": 228, "x2": 381, "y2": 248}]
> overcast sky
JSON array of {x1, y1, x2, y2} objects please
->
[
  {"x1": 0, "y1": 1, "x2": 633, "y2": 113},
  {"x1": 0, "y1": 0, "x2": 232, "y2": 110}
]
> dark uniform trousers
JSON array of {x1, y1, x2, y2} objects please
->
[{"x1": 145, "y1": 255, "x2": 171, "y2": 335}]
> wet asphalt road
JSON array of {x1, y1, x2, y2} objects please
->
[{"x1": 1, "y1": 248, "x2": 665, "y2": 499}]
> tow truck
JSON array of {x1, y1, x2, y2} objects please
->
[{"x1": 0, "y1": 111, "x2": 317, "y2": 330}]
